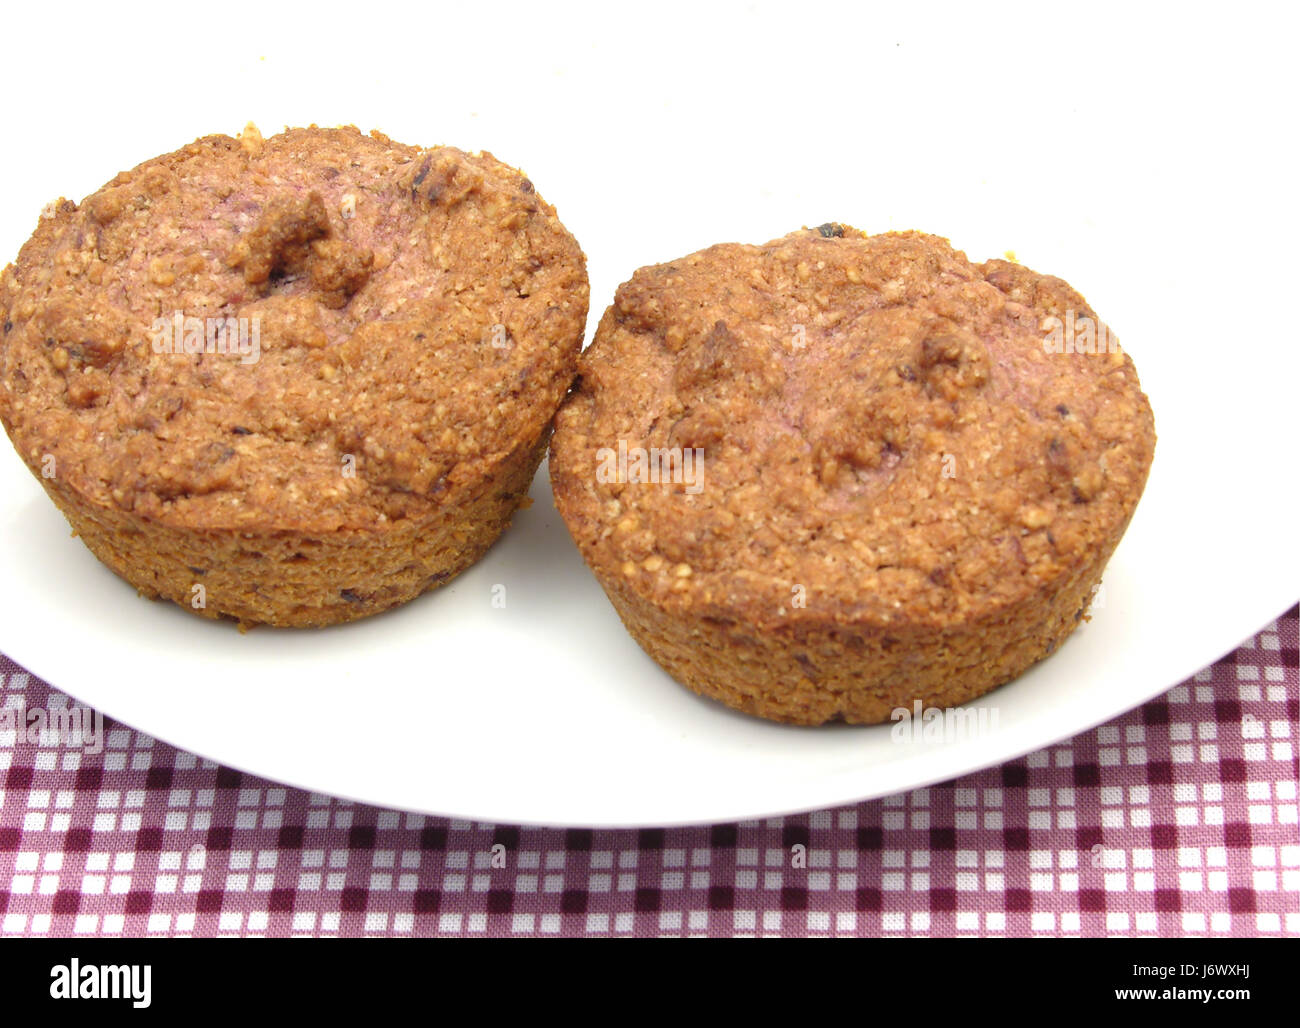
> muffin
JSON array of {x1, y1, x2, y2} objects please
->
[
  {"x1": 550, "y1": 227, "x2": 1155, "y2": 725},
  {"x1": 0, "y1": 125, "x2": 588, "y2": 627}
]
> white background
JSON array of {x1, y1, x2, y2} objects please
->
[{"x1": 0, "y1": 2, "x2": 1295, "y2": 824}]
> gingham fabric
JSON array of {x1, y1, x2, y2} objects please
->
[{"x1": 1, "y1": 605, "x2": 1296, "y2": 938}]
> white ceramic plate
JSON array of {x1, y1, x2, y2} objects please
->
[{"x1": 1, "y1": 4, "x2": 1296, "y2": 826}]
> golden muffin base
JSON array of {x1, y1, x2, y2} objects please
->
[
  {"x1": 33, "y1": 427, "x2": 549, "y2": 628},
  {"x1": 588, "y1": 504, "x2": 1123, "y2": 725}
]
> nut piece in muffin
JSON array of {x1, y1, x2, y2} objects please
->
[
  {"x1": 0, "y1": 125, "x2": 588, "y2": 627},
  {"x1": 550, "y1": 226, "x2": 1155, "y2": 725}
]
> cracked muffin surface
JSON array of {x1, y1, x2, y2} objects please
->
[
  {"x1": 0, "y1": 125, "x2": 589, "y2": 626},
  {"x1": 550, "y1": 227, "x2": 1154, "y2": 724}
]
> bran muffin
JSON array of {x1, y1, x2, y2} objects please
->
[
  {"x1": 550, "y1": 227, "x2": 1155, "y2": 725},
  {"x1": 0, "y1": 125, "x2": 588, "y2": 627}
]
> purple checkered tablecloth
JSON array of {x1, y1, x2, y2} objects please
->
[{"x1": 1, "y1": 605, "x2": 1296, "y2": 938}]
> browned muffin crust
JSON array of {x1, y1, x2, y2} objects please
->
[
  {"x1": 0, "y1": 125, "x2": 588, "y2": 626},
  {"x1": 550, "y1": 227, "x2": 1155, "y2": 724}
]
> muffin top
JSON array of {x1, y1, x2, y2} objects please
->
[
  {"x1": 0, "y1": 125, "x2": 588, "y2": 531},
  {"x1": 551, "y1": 227, "x2": 1155, "y2": 630}
]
